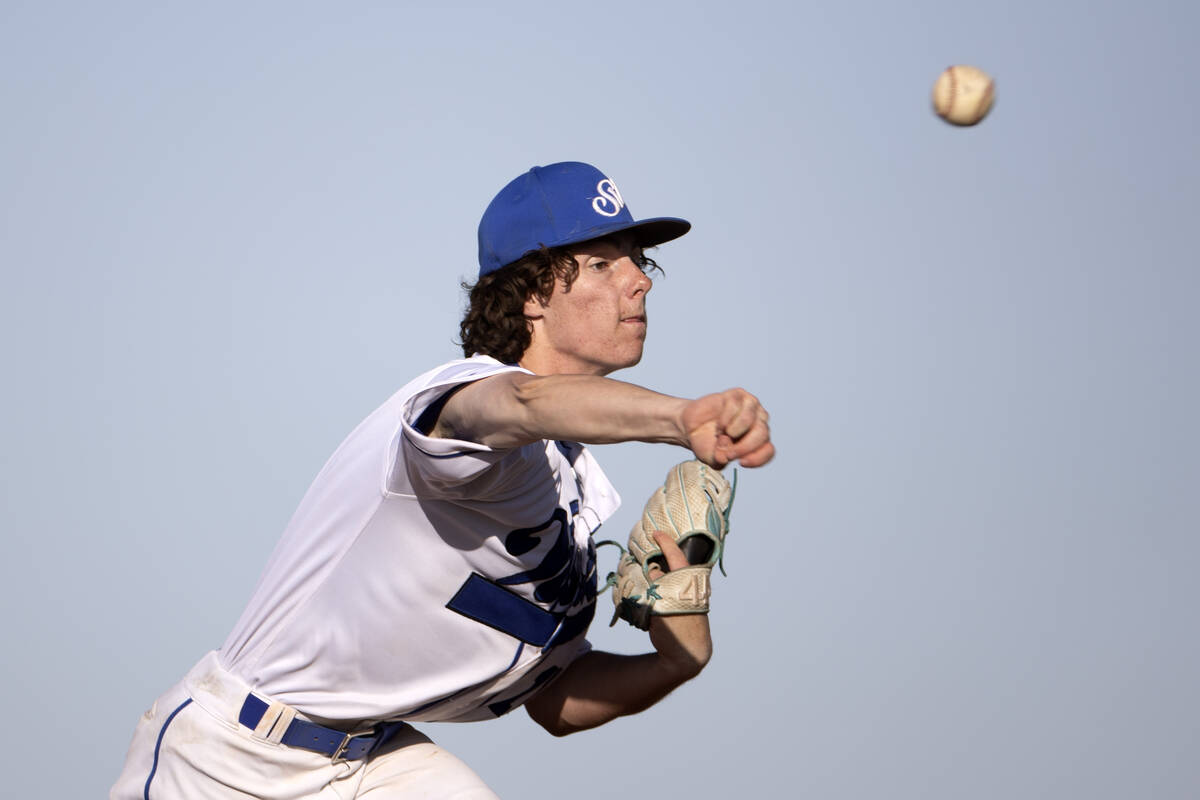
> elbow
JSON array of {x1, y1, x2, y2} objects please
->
[
  {"x1": 528, "y1": 708, "x2": 587, "y2": 738},
  {"x1": 538, "y1": 718, "x2": 581, "y2": 738},
  {"x1": 525, "y1": 695, "x2": 587, "y2": 738}
]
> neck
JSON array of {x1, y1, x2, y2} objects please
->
[{"x1": 518, "y1": 343, "x2": 609, "y2": 377}]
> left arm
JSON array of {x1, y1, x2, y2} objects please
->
[{"x1": 525, "y1": 533, "x2": 710, "y2": 736}]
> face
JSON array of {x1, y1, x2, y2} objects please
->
[{"x1": 520, "y1": 236, "x2": 653, "y2": 376}]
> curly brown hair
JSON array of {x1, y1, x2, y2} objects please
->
[{"x1": 459, "y1": 241, "x2": 661, "y2": 364}]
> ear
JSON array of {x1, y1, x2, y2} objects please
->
[{"x1": 523, "y1": 292, "x2": 547, "y2": 320}]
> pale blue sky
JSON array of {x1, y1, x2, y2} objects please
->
[{"x1": 2, "y1": 2, "x2": 1197, "y2": 798}]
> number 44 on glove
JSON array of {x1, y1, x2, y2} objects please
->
[{"x1": 603, "y1": 460, "x2": 736, "y2": 631}]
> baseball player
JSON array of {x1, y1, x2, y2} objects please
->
[{"x1": 111, "y1": 161, "x2": 774, "y2": 798}]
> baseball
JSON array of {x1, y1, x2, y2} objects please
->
[{"x1": 932, "y1": 65, "x2": 995, "y2": 126}]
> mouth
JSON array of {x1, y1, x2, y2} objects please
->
[{"x1": 621, "y1": 313, "x2": 647, "y2": 325}]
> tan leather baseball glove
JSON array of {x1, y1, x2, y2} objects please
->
[{"x1": 606, "y1": 460, "x2": 735, "y2": 630}]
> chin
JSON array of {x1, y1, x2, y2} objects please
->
[
  {"x1": 613, "y1": 350, "x2": 645, "y2": 372},
  {"x1": 591, "y1": 353, "x2": 642, "y2": 377}
]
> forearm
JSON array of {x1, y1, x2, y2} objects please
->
[
  {"x1": 524, "y1": 614, "x2": 712, "y2": 736},
  {"x1": 440, "y1": 373, "x2": 690, "y2": 450},
  {"x1": 524, "y1": 649, "x2": 702, "y2": 736}
]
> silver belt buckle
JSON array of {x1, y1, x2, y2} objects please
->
[{"x1": 331, "y1": 730, "x2": 372, "y2": 763}]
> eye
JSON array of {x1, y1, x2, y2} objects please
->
[{"x1": 588, "y1": 259, "x2": 610, "y2": 271}]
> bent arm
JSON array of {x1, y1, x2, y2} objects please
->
[
  {"x1": 523, "y1": 613, "x2": 712, "y2": 736},
  {"x1": 524, "y1": 532, "x2": 714, "y2": 736},
  {"x1": 432, "y1": 372, "x2": 690, "y2": 450}
]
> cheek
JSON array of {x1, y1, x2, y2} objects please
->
[
  {"x1": 545, "y1": 283, "x2": 625, "y2": 345},
  {"x1": 566, "y1": 295, "x2": 617, "y2": 332}
]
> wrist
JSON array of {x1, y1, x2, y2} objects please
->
[
  {"x1": 659, "y1": 396, "x2": 692, "y2": 448},
  {"x1": 648, "y1": 614, "x2": 713, "y2": 680}
]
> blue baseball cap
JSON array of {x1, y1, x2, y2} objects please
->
[{"x1": 477, "y1": 161, "x2": 691, "y2": 277}]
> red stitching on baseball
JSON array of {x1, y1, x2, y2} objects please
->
[
  {"x1": 946, "y1": 66, "x2": 957, "y2": 119},
  {"x1": 975, "y1": 80, "x2": 994, "y2": 123}
]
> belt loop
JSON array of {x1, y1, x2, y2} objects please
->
[
  {"x1": 249, "y1": 699, "x2": 296, "y2": 742},
  {"x1": 251, "y1": 701, "x2": 281, "y2": 739},
  {"x1": 238, "y1": 693, "x2": 386, "y2": 761},
  {"x1": 265, "y1": 704, "x2": 297, "y2": 744}
]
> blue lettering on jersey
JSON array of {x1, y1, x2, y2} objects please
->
[
  {"x1": 445, "y1": 506, "x2": 598, "y2": 653},
  {"x1": 498, "y1": 508, "x2": 595, "y2": 608}
]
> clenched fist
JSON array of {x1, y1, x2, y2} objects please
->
[{"x1": 681, "y1": 388, "x2": 773, "y2": 469}]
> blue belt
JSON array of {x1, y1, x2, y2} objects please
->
[{"x1": 238, "y1": 694, "x2": 398, "y2": 762}]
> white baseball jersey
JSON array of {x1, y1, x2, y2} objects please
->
[{"x1": 218, "y1": 355, "x2": 620, "y2": 724}]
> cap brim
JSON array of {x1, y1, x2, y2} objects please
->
[
  {"x1": 545, "y1": 216, "x2": 691, "y2": 253},
  {"x1": 622, "y1": 217, "x2": 692, "y2": 249}
]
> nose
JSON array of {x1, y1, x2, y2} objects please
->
[{"x1": 624, "y1": 258, "x2": 652, "y2": 297}]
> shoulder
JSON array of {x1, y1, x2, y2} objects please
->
[
  {"x1": 413, "y1": 354, "x2": 527, "y2": 391},
  {"x1": 400, "y1": 356, "x2": 527, "y2": 411}
]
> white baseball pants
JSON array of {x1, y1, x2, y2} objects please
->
[{"x1": 110, "y1": 652, "x2": 500, "y2": 799}]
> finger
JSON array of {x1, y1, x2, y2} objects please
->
[
  {"x1": 718, "y1": 389, "x2": 749, "y2": 432},
  {"x1": 694, "y1": 425, "x2": 730, "y2": 469},
  {"x1": 711, "y1": 433, "x2": 735, "y2": 469},
  {"x1": 652, "y1": 530, "x2": 690, "y2": 572},
  {"x1": 737, "y1": 440, "x2": 776, "y2": 468},
  {"x1": 692, "y1": 427, "x2": 719, "y2": 467},
  {"x1": 715, "y1": 416, "x2": 770, "y2": 463},
  {"x1": 728, "y1": 418, "x2": 771, "y2": 457},
  {"x1": 725, "y1": 396, "x2": 760, "y2": 440}
]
